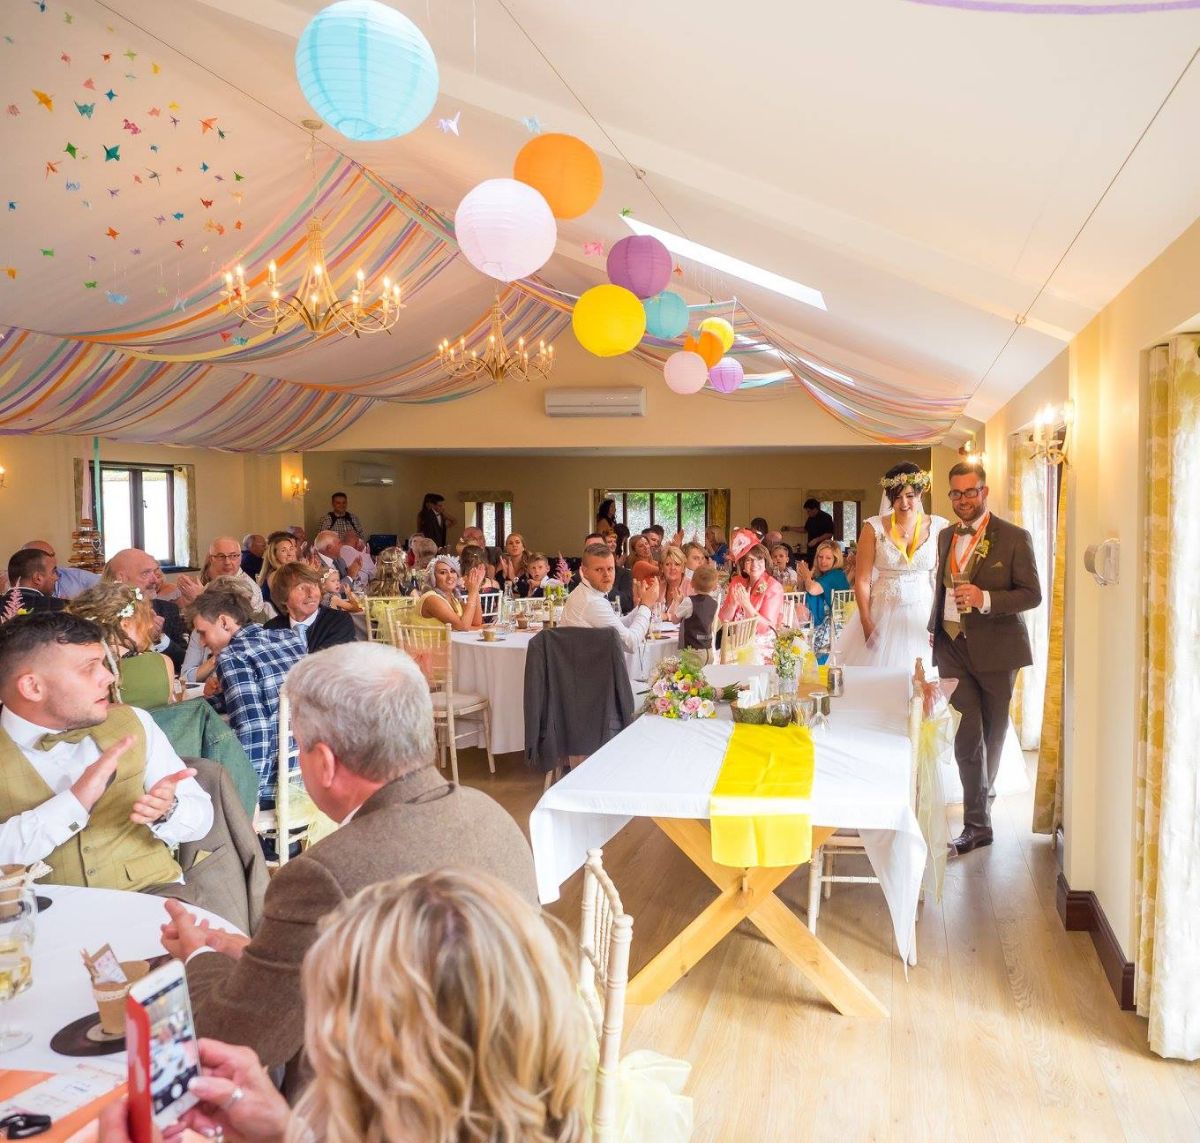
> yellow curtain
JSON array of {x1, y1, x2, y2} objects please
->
[
  {"x1": 1008, "y1": 438, "x2": 1026, "y2": 733},
  {"x1": 1031, "y1": 472, "x2": 1066, "y2": 835},
  {"x1": 706, "y1": 489, "x2": 730, "y2": 538},
  {"x1": 1135, "y1": 340, "x2": 1200, "y2": 1060}
]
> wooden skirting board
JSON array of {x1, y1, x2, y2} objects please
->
[{"x1": 1055, "y1": 872, "x2": 1135, "y2": 1011}]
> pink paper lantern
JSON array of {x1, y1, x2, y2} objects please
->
[
  {"x1": 707, "y1": 356, "x2": 744, "y2": 393},
  {"x1": 664, "y1": 350, "x2": 708, "y2": 395},
  {"x1": 606, "y1": 235, "x2": 672, "y2": 299}
]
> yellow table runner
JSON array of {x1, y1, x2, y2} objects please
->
[{"x1": 709, "y1": 723, "x2": 815, "y2": 867}]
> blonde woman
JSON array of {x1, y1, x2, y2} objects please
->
[
  {"x1": 258, "y1": 531, "x2": 299, "y2": 610},
  {"x1": 659, "y1": 545, "x2": 689, "y2": 621},
  {"x1": 704, "y1": 525, "x2": 729, "y2": 568},
  {"x1": 419, "y1": 554, "x2": 486, "y2": 631},
  {"x1": 67, "y1": 582, "x2": 175, "y2": 708},
  {"x1": 365, "y1": 545, "x2": 410, "y2": 598},
  {"x1": 496, "y1": 531, "x2": 528, "y2": 588},
  {"x1": 103, "y1": 871, "x2": 590, "y2": 1143}
]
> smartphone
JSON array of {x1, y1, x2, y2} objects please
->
[{"x1": 124, "y1": 961, "x2": 200, "y2": 1139}]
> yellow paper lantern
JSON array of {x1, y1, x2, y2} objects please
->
[
  {"x1": 572, "y1": 284, "x2": 646, "y2": 357},
  {"x1": 699, "y1": 316, "x2": 735, "y2": 353},
  {"x1": 513, "y1": 133, "x2": 603, "y2": 220}
]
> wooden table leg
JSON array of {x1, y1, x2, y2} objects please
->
[{"x1": 625, "y1": 818, "x2": 889, "y2": 1018}]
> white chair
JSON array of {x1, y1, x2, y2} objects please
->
[
  {"x1": 830, "y1": 588, "x2": 856, "y2": 626},
  {"x1": 478, "y1": 589, "x2": 501, "y2": 624},
  {"x1": 252, "y1": 692, "x2": 335, "y2": 869},
  {"x1": 718, "y1": 616, "x2": 757, "y2": 665},
  {"x1": 579, "y1": 848, "x2": 634, "y2": 1143},
  {"x1": 386, "y1": 617, "x2": 495, "y2": 781},
  {"x1": 807, "y1": 657, "x2": 927, "y2": 931},
  {"x1": 361, "y1": 594, "x2": 415, "y2": 642},
  {"x1": 780, "y1": 591, "x2": 806, "y2": 627}
]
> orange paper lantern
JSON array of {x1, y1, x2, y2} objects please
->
[
  {"x1": 684, "y1": 330, "x2": 723, "y2": 368},
  {"x1": 513, "y1": 133, "x2": 603, "y2": 220}
]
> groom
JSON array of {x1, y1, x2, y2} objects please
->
[{"x1": 930, "y1": 461, "x2": 1041, "y2": 856}]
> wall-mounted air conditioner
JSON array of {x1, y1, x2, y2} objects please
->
[
  {"x1": 344, "y1": 462, "x2": 396, "y2": 487},
  {"x1": 543, "y1": 387, "x2": 646, "y2": 418}
]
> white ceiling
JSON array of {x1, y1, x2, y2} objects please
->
[{"x1": 10, "y1": 0, "x2": 1200, "y2": 434}]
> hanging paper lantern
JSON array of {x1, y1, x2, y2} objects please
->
[
  {"x1": 664, "y1": 350, "x2": 708, "y2": 395},
  {"x1": 572, "y1": 284, "x2": 646, "y2": 357},
  {"x1": 643, "y1": 291, "x2": 689, "y2": 340},
  {"x1": 454, "y1": 179, "x2": 557, "y2": 283},
  {"x1": 684, "y1": 330, "x2": 724, "y2": 368},
  {"x1": 606, "y1": 235, "x2": 672, "y2": 299},
  {"x1": 708, "y1": 356, "x2": 744, "y2": 393},
  {"x1": 296, "y1": 1, "x2": 439, "y2": 142},
  {"x1": 699, "y1": 316, "x2": 735, "y2": 353},
  {"x1": 513, "y1": 133, "x2": 603, "y2": 219}
]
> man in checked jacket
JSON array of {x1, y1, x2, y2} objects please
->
[{"x1": 187, "y1": 587, "x2": 306, "y2": 808}]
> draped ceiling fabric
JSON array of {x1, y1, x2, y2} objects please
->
[{"x1": 0, "y1": 1, "x2": 972, "y2": 451}]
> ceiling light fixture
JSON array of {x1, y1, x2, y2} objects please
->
[
  {"x1": 619, "y1": 216, "x2": 826, "y2": 311},
  {"x1": 438, "y1": 295, "x2": 554, "y2": 384}
]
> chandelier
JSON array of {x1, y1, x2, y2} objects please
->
[
  {"x1": 220, "y1": 121, "x2": 404, "y2": 338},
  {"x1": 438, "y1": 296, "x2": 554, "y2": 384}
]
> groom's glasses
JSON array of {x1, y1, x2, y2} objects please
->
[{"x1": 948, "y1": 487, "x2": 984, "y2": 502}]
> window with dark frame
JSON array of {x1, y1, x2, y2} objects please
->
[
  {"x1": 607, "y1": 489, "x2": 707, "y2": 542},
  {"x1": 466, "y1": 500, "x2": 512, "y2": 548},
  {"x1": 92, "y1": 462, "x2": 179, "y2": 566},
  {"x1": 819, "y1": 499, "x2": 861, "y2": 548}
]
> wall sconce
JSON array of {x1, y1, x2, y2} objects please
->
[
  {"x1": 957, "y1": 440, "x2": 988, "y2": 468},
  {"x1": 1026, "y1": 401, "x2": 1073, "y2": 466},
  {"x1": 0, "y1": 464, "x2": 7, "y2": 488},
  {"x1": 290, "y1": 475, "x2": 310, "y2": 501}
]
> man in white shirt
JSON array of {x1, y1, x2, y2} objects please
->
[
  {"x1": 0, "y1": 612, "x2": 212, "y2": 889},
  {"x1": 176, "y1": 538, "x2": 265, "y2": 614},
  {"x1": 560, "y1": 543, "x2": 659, "y2": 656}
]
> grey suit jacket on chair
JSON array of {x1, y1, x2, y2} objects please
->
[
  {"x1": 185, "y1": 766, "x2": 538, "y2": 1079},
  {"x1": 928, "y1": 514, "x2": 1042, "y2": 674}
]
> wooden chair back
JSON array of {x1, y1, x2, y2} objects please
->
[
  {"x1": 361, "y1": 595, "x2": 416, "y2": 642},
  {"x1": 719, "y1": 616, "x2": 758, "y2": 664}
]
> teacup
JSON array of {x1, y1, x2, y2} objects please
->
[
  {"x1": 481, "y1": 627, "x2": 498, "y2": 642},
  {"x1": 515, "y1": 616, "x2": 529, "y2": 630},
  {"x1": 92, "y1": 959, "x2": 150, "y2": 1036}
]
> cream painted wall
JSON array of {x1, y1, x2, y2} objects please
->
[{"x1": 297, "y1": 448, "x2": 932, "y2": 554}]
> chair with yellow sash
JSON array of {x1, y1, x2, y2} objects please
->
[
  {"x1": 252, "y1": 692, "x2": 337, "y2": 870},
  {"x1": 717, "y1": 616, "x2": 757, "y2": 665},
  {"x1": 830, "y1": 588, "x2": 856, "y2": 626},
  {"x1": 360, "y1": 595, "x2": 416, "y2": 642},
  {"x1": 385, "y1": 617, "x2": 495, "y2": 783},
  {"x1": 806, "y1": 657, "x2": 928, "y2": 932}
]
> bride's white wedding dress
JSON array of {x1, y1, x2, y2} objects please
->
[{"x1": 836, "y1": 514, "x2": 1029, "y2": 799}]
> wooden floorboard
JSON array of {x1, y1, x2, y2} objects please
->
[{"x1": 457, "y1": 748, "x2": 1200, "y2": 1142}]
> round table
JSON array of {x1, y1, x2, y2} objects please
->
[
  {"x1": 451, "y1": 626, "x2": 681, "y2": 755},
  {"x1": 1, "y1": 885, "x2": 239, "y2": 1074}
]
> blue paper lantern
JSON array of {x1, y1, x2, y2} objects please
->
[
  {"x1": 643, "y1": 291, "x2": 689, "y2": 340},
  {"x1": 295, "y1": 1, "x2": 439, "y2": 142}
]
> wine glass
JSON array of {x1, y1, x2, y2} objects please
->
[{"x1": 0, "y1": 882, "x2": 35, "y2": 1052}]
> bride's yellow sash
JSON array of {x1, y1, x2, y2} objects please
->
[{"x1": 709, "y1": 724, "x2": 815, "y2": 867}]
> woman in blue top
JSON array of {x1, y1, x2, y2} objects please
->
[
  {"x1": 801, "y1": 540, "x2": 851, "y2": 628},
  {"x1": 704, "y1": 525, "x2": 729, "y2": 569}
]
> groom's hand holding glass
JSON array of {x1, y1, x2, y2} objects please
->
[{"x1": 953, "y1": 582, "x2": 984, "y2": 611}]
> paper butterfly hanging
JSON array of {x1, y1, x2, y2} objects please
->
[
  {"x1": 148, "y1": 106, "x2": 160, "y2": 116},
  {"x1": 582, "y1": 241, "x2": 604, "y2": 257},
  {"x1": 64, "y1": 141, "x2": 78, "y2": 157},
  {"x1": 105, "y1": 226, "x2": 118, "y2": 238},
  {"x1": 106, "y1": 290, "x2": 128, "y2": 304},
  {"x1": 521, "y1": 115, "x2": 542, "y2": 135},
  {"x1": 104, "y1": 89, "x2": 116, "y2": 101},
  {"x1": 33, "y1": 90, "x2": 53, "y2": 110},
  {"x1": 437, "y1": 111, "x2": 461, "y2": 135},
  {"x1": 103, "y1": 144, "x2": 120, "y2": 161}
]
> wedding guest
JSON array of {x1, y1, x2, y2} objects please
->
[
  {"x1": 801, "y1": 498, "x2": 836, "y2": 565},
  {"x1": 0, "y1": 611, "x2": 211, "y2": 889},
  {"x1": 338, "y1": 531, "x2": 374, "y2": 590},
  {"x1": 158, "y1": 644, "x2": 538, "y2": 1085},
  {"x1": 568, "y1": 534, "x2": 632, "y2": 614},
  {"x1": 418, "y1": 555, "x2": 486, "y2": 631},
  {"x1": 151, "y1": 564, "x2": 179, "y2": 603},
  {"x1": 613, "y1": 522, "x2": 631, "y2": 567},
  {"x1": 288, "y1": 525, "x2": 310, "y2": 558},
  {"x1": 718, "y1": 543, "x2": 784, "y2": 635},
  {"x1": 408, "y1": 534, "x2": 438, "y2": 576},
  {"x1": 770, "y1": 543, "x2": 798, "y2": 588},
  {"x1": 561, "y1": 543, "x2": 657, "y2": 655},
  {"x1": 176, "y1": 537, "x2": 265, "y2": 614},
  {"x1": 104, "y1": 549, "x2": 187, "y2": 671},
  {"x1": 264, "y1": 564, "x2": 358, "y2": 654},
  {"x1": 318, "y1": 491, "x2": 365, "y2": 542},
  {"x1": 750, "y1": 516, "x2": 769, "y2": 539},
  {"x1": 659, "y1": 545, "x2": 689, "y2": 621},
  {"x1": 704, "y1": 525, "x2": 729, "y2": 568},
  {"x1": 2, "y1": 549, "x2": 66, "y2": 615},
  {"x1": 367, "y1": 546, "x2": 411, "y2": 597},
  {"x1": 676, "y1": 565, "x2": 720, "y2": 656},
  {"x1": 416, "y1": 492, "x2": 455, "y2": 549},
  {"x1": 257, "y1": 531, "x2": 298, "y2": 610},
  {"x1": 21, "y1": 540, "x2": 99, "y2": 600},
  {"x1": 642, "y1": 525, "x2": 665, "y2": 556},
  {"x1": 801, "y1": 540, "x2": 851, "y2": 629},
  {"x1": 517, "y1": 552, "x2": 560, "y2": 599},
  {"x1": 595, "y1": 497, "x2": 618, "y2": 538},
  {"x1": 764, "y1": 530, "x2": 784, "y2": 549},
  {"x1": 497, "y1": 532, "x2": 529, "y2": 587},
  {"x1": 628, "y1": 533, "x2": 653, "y2": 565},
  {"x1": 682, "y1": 541, "x2": 708, "y2": 576},
  {"x1": 240, "y1": 534, "x2": 266, "y2": 580},
  {"x1": 459, "y1": 544, "x2": 500, "y2": 592},
  {"x1": 67, "y1": 583, "x2": 175, "y2": 708},
  {"x1": 455, "y1": 526, "x2": 499, "y2": 575},
  {"x1": 179, "y1": 576, "x2": 255, "y2": 687},
  {"x1": 188, "y1": 587, "x2": 306, "y2": 807}
]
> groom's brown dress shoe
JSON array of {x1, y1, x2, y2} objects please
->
[{"x1": 948, "y1": 827, "x2": 994, "y2": 857}]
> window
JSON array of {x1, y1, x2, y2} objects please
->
[
  {"x1": 820, "y1": 499, "x2": 861, "y2": 547},
  {"x1": 607, "y1": 489, "x2": 707, "y2": 543},
  {"x1": 464, "y1": 499, "x2": 512, "y2": 547},
  {"x1": 92, "y1": 462, "x2": 194, "y2": 567}
]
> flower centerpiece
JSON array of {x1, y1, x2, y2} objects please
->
[
  {"x1": 643, "y1": 649, "x2": 718, "y2": 721},
  {"x1": 772, "y1": 627, "x2": 810, "y2": 680}
]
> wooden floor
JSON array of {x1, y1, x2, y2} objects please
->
[{"x1": 455, "y1": 747, "x2": 1200, "y2": 1143}]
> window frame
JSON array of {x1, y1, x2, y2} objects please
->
[
  {"x1": 605, "y1": 488, "x2": 709, "y2": 538},
  {"x1": 92, "y1": 461, "x2": 183, "y2": 568}
]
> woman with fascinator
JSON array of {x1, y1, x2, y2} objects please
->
[{"x1": 417, "y1": 554, "x2": 486, "y2": 631}]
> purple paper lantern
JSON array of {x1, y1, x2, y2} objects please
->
[
  {"x1": 607, "y1": 235, "x2": 672, "y2": 299},
  {"x1": 707, "y1": 356, "x2": 744, "y2": 393}
]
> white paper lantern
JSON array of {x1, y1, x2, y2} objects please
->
[
  {"x1": 664, "y1": 350, "x2": 708, "y2": 395},
  {"x1": 454, "y1": 179, "x2": 557, "y2": 283}
]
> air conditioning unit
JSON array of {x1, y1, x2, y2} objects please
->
[
  {"x1": 543, "y1": 387, "x2": 646, "y2": 418},
  {"x1": 344, "y1": 462, "x2": 396, "y2": 487}
]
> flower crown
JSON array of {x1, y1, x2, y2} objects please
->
[
  {"x1": 83, "y1": 586, "x2": 143, "y2": 624},
  {"x1": 879, "y1": 470, "x2": 932, "y2": 491}
]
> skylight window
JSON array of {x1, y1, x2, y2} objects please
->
[{"x1": 619, "y1": 216, "x2": 826, "y2": 311}]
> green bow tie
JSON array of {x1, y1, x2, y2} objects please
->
[
  {"x1": 35, "y1": 727, "x2": 95, "y2": 751},
  {"x1": 952, "y1": 524, "x2": 977, "y2": 537}
]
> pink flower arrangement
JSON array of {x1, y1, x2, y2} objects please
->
[{"x1": 641, "y1": 651, "x2": 718, "y2": 721}]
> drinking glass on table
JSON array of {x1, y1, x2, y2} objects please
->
[{"x1": 0, "y1": 884, "x2": 35, "y2": 1052}]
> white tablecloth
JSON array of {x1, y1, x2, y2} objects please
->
[
  {"x1": 451, "y1": 628, "x2": 680, "y2": 756},
  {"x1": 529, "y1": 666, "x2": 926, "y2": 964},
  {"x1": 2, "y1": 885, "x2": 239, "y2": 1073}
]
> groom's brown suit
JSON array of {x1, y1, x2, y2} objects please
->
[{"x1": 928, "y1": 514, "x2": 1041, "y2": 831}]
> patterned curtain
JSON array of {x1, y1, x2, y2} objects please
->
[
  {"x1": 1031, "y1": 472, "x2": 1067, "y2": 835},
  {"x1": 1135, "y1": 340, "x2": 1200, "y2": 1061},
  {"x1": 706, "y1": 489, "x2": 731, "y2": 538}
]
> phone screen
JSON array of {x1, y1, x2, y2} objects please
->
[{"x1": 134, "y1": 970, "x2": 200, "y2": 1126}]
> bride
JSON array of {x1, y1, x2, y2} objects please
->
[{"x1": 837, "y1": 462, "x2": 1028, "y2": 797}]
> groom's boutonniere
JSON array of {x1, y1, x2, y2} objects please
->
[{"x1": 976, "y1": 538, "x2": 991, "y2": 561}]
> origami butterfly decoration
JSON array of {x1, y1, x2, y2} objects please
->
[
  {"x1": 75, "y1": 101, "x2": 94, "y2": 117},
  {"x1": 82, "y1": 78, "x2": 95, "y2": 90},
  {"x1": 63, "y1": 141, "x2": 78, "y2": 157},
  {"x1": 199, "y1": 161, "x2": 208, "y2": 172},
  {"x1": 105, "y1": 226, "x2": 118, "y2": 238},
  {"x1": 200, "y1": 117, "x2": 216, "y2": 133},
  {"x1": 33, "y1": 89, "x2": 53, "y2": 110},
  {"x1": 122, "y1": 118, "x2": 140, "y2": 134},
  {"x1": 84, "y1": 280, "x2": 98, "y2": 289},
  {"x1": 154, "y1": 214, "x2": 165, "y2": 224},
  {"x1": 521, "y1": 115, "x2": 541, "y2": 134},
  {"x1": 64, "y1": 180, "x2": 80, "y2": 191},
  {"x1": 437, "y1": 111, "x2": 461, "y2": 136},
  {"x1": 106, "y1": 290, "x2": 128, "y2": 304},
  {"x1": 233, "y1": 172, "x2": 244, "y2": 182},
  {"x1": 582, "y1": 241, "x2": 604, "y2": 257},
  {"x1": 40, "y1": 248, "x2": 53, "y2": 257},
  {"x1": 44, "y1": 160, "x2": 60, "y2": 178},
  {"x1": 148, "y1": 106, "x2": 160, "y2": 116},
  {"x1": 103, "y1": 144, "x2": 120, "y2": 161},
  {"x1": 172, "y1": 211, "x2": 184, "y2": 220},
  {"x1": 200, "y1": 197, "x2": 213, "y2": 208}
]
